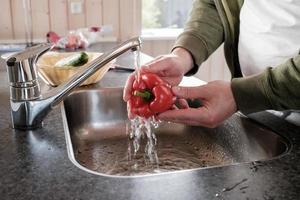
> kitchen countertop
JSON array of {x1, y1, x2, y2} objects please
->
[{"x1": 0, "y1": 46, "x2": 300, "y2": 200}]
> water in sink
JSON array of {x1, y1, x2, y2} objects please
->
[{"x1": 73, "y1": 120, "x2": 234, "y2": 176}]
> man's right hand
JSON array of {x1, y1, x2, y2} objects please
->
[{"x1": 158, "y1": 81, "x2": 238, "y2": 128}]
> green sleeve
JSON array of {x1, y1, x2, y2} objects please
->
[
  {"x1": 231, "y1": 55, "x2": 300, "y2": 114},
  {"x1": 173, "y1": 0, "x2": 224, "y2": 68}
]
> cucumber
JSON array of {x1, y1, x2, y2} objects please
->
[{"x1": 55, "y1": 52, "x2": 89, "y2": 67}]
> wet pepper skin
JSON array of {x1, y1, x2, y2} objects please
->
[{"x1": 129, "y1": 73, "x2": 174, "y2": 118}]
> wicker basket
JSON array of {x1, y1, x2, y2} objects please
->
[{"x1": 37, "y1": 51, "x2": 113, "y2": 87}]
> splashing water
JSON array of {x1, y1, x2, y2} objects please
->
[{"x1": 127, "y1": 117, "x2": 160, "y2": 165}]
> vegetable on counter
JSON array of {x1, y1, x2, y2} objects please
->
[
  {"x1": 129, "y1": 72, "x2": 175, "y2": 118},
  {"x1": 55, "y1": 52, "x2": 89, "y2": 67}
]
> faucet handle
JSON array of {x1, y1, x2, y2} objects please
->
[
  {"x1": 6, "y1": 43, "x2": 53, "y2": 65},
  {"x1": 6, "y1": 43, "x2": 52, "y2": 84},
  {"x1": 6, "y1": 43, "x2": 52, "y2": 101}
]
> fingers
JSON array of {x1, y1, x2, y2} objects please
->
[
  {"x1": 175, "y1": 98, "x2": 190, "y2": 109},
  {"x1": 172, "y1": 86, "x2": 209, "y2": 99},
  {"x1": 140, "y1": 55, "x2": 173, "y2": 75},
  {"x1": 123, "y1": 73, "x2": 136, "y2": 101},
  {"x1": 163, "y1": 118, "x2": 207, "y2": 126},
  {"x1": 158, "y1": 108, "x2": 208, "y2": 124},
  {"x1": 126, "y1": 100, "x2": 137, "y2": 119},
  {"x1": 157, "y1": 108, "x2": 220, "y2": 128}
]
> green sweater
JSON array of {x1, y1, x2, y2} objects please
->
[{"x1": 174, "y1": 0, "x2": 300, "y2": 114}]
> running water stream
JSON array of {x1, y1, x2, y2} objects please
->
[{"x1": 127, "y1": 49, "x2": 160, "y2": 168}]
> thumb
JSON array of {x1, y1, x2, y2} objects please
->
[{"x1": 172, "y1": 86, "x2": 207, "y2": 99}]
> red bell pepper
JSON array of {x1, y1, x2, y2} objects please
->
[{"x1": 129, "y1": 73, "x2": 174, "y2": 118}]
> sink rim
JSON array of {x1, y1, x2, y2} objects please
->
[{"x1": 61, "y1": 88, "x2": 292, "y2": 178}]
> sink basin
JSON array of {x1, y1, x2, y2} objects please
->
[{"x1": 61, "y1": 87, "x2": 290, "y2": 176}]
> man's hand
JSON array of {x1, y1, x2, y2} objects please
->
[
  {"x1": 158, "y1": 80, "x2": 238, "y2": 128},
  {"x1": 123, "y1": 48, "x2": 194, "y2": 102}
]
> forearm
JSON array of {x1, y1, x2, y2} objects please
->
[
  {"x1": 173, "y1": 0, "x2": 224, "y2": 68},
  {"x1": 231, "y1": 54, "x2": 300, "y2": 114}
]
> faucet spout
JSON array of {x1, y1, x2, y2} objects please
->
[
  {"x1": 47, "y1": 37, "x2": 141, "y2": 107},
  {"x1": 6, "y1": 37, "x2": 142, "y2": 130}
]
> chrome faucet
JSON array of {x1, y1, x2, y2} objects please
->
[{"x1": 5, "y1": 37, "x2": 142, "y2": 130}]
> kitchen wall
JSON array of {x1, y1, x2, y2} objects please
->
[
  {"x1": 0, "y1": 0, "x2": 230, "y2": 81},
  {"x1": 0, "y1": 0, "x2": 141, "y2": 42}
]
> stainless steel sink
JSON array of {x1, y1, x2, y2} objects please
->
[{"x1": 61, "y1": 87, "x2": 290, "y2": 177}]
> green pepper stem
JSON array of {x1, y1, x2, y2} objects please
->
[{"x1": 134, "y1": 90, "x2": 153, "y2": 101}]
